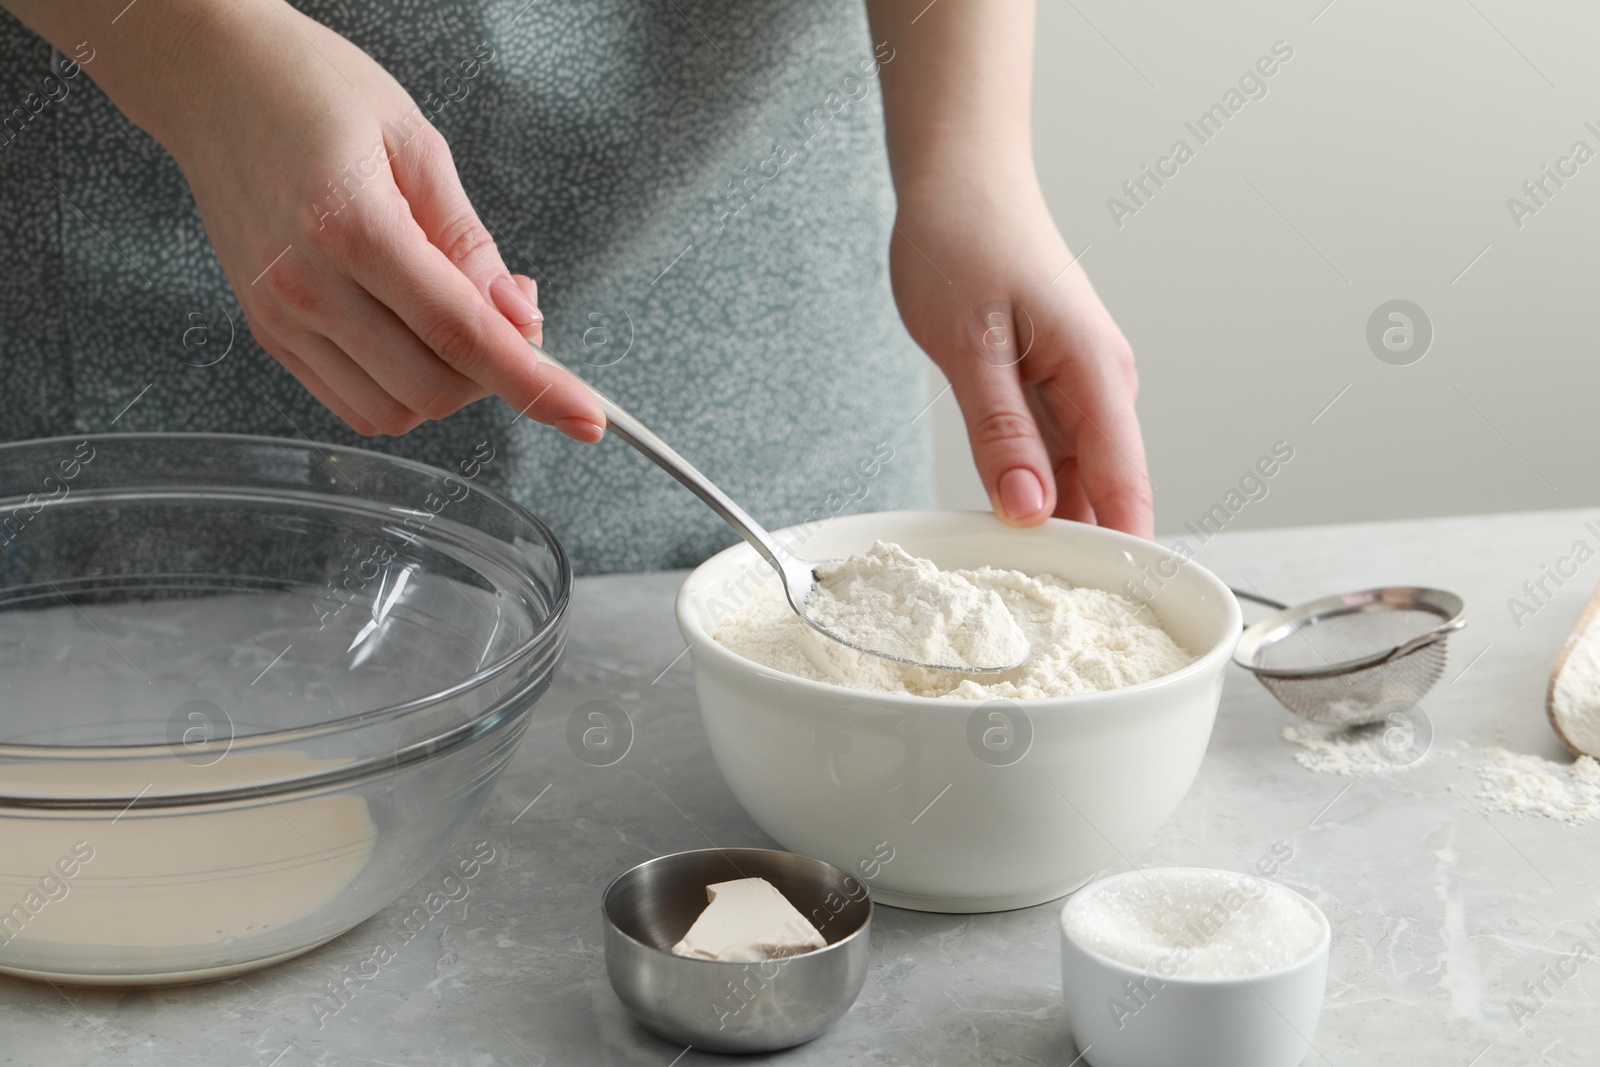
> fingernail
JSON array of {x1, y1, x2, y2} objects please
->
[
  {"x1": 555, "y1": 416, "x2": 605, "y2": 443},
  {"x1": 999, "y1": 469, "x2": 1045, "y2": 521},
  {"x1": 489, "y1": 273, "x2": 541, "y2": 326}
]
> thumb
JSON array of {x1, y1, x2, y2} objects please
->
[
  {"x1": 945, "y1": 308, "x2": 1056, "y2": 526},
  {"x1": 389, "y1": 127, "x2": 541, "y2": 332}
]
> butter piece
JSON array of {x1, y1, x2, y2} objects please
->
[{"x1": 670, "y1": 877, "x2": 828, "y2": 962}]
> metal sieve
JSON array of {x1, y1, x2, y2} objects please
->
[{"x1": 1231, "y1": 587, "x2": 1466, "y2": 727}]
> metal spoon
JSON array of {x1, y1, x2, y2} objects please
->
[{"x1": 531, "y1": 344, "x2": 1027, "y2": 673}]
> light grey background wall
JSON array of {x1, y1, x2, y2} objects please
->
[{"x1": 928, "y1": 0, "x2": 1600, "y2": 534}]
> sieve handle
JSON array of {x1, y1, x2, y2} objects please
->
[
  {"x1": 1230, "y1": 587, "x2": 1288, "y2": 619},
  {"x1": 1389, "y1": 616, "x2": 1468, "y2": 661}
]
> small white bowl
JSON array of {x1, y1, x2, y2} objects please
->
[
  {"x1": 675, "y1": 511, "x2": 1240, "y2": 913},
  {"x1": 1059, "y1": 868, "x2": 1331, "y2": 1067}
]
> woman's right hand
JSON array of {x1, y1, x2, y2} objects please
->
[{"x1": 107, "y1": 1, "x2": 604, "y2": 439}]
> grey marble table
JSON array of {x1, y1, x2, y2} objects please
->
[{"x1": 6, "y1": 508, "x2": 1600, "y2": 1067}]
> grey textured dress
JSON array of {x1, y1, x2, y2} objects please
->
[{"x1": 0, "y1": 0, "x2": 933, "y2": 575}]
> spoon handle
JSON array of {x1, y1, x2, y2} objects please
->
[{"x1": 529, "y1": 343, "x2": 787, "y2": 575}]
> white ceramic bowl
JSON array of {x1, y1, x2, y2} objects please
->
[
  {"x1": 1058, "y1": 868, "x2": 1331, "y2": 1067},
  {"x1": 674, "y1": 511, "x2": 1241, "y2": 913}
]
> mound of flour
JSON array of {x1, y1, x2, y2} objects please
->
[
  {"x1": 1280, "y1": 724, "x2": 1403, "y2": 776},
  {"x1": 1478, "y1": 747, "x2": 1600, "y2": 823},
  {"x1": 715, "y1": 542, "x2": 1195, "y2": 700},
  {"x1": 807, "y1": 542, "x2": 1030, "y2": 670}
]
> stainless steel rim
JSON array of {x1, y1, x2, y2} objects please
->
[
  {"x1": 1232, "y1": 586, "x2": 1467, "y2": 679},
  {"x1": 601, "y1": 847, "x2": 872, "y2": 960}
]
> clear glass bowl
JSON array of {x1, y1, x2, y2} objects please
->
[{"x1": 0, "y1": 433, "x2": 568, "y2": 984}]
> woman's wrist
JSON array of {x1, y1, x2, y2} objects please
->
[
  {"x1": 866, "y1": 0, "x2": 1040, "y2": 229},
  {"x1": 892, "y1": 155, "x2": 1048, "y2": 233},
  {"x1": 0, "y1": 0, "x2": 256, "y2": 156},
  {"x1": 98, "y1": 4, "x2": 251, "y2": 158}
]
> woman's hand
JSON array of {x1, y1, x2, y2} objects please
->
[
  {"x1": 170, "y1": 3, "x2": 601, "y2": 438},
  {"x1": 867, "y1": 0, "x2": 1153, "y2": 539},
  {"x1": 8, "y1": 0, "x2": 601, "y2": 439},
  {"x1": 890, "y1": 177, "x2": 1152, "y2": 538}
]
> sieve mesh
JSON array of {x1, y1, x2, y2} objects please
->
[
  {"x1": 1257, "y1": 641, "x2": 1450, "y2": 726},
  {"x1": 1238, "y1": 589, "x2": 1464, "y2": 728},
  {"x1": 1253, "y1": 607, "x2": 1443, "y2": 674}
]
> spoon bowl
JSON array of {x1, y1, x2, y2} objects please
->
[{"x1": 780, "y1": 554, "x2": 1027, "y2": 674}]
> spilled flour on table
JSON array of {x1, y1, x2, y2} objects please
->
[
  {"x1": 1477, "y1": 747, "x2": 1600, "y2": 823},
  {"x1": 1283, "y1": 725, "x2": 1600, "y2": 824},
  {"x1": 1281, "y1": 724, "x2": 1411, "y2": 776}
]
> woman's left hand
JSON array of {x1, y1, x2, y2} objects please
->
[{"x1": 889, "y1": 176, "x2": 1153, "y2": 540}]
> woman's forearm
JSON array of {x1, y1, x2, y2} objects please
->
[
  {"x1": 0, "y1": 0, "x2": 237, "y2": 151},
  {"x1": 866, "y1": 1, "x2": 1151, "y2": 537},
  {"x1": 3, "y1": 0, "x2": 605, "y2": 438},
  {"x1": 865, "y1": 0, "x2": 1038, "y2": 196}
]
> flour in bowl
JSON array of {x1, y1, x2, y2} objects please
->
[
  {"x1": 714, "y1": 541, "x2": 1196, "y2": 699},
  {"x1": 808, "y1": 541, "x2": 1029, "y2": 670}
]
